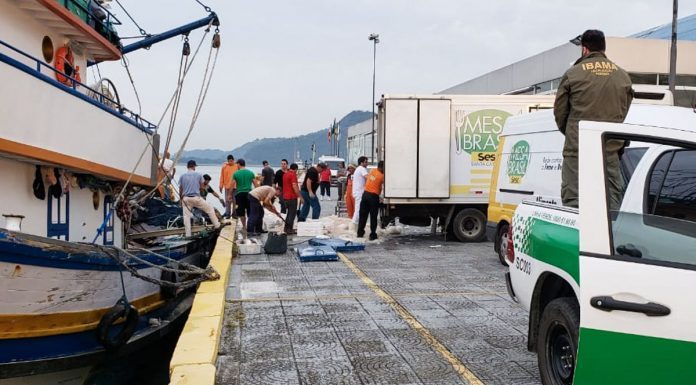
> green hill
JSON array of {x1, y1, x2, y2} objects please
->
[{"x1": 180, "y1": 110, "x2": 373, "y2": 165}]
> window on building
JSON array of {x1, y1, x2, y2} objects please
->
[
  {"x1": 630, "y1": 73, "x2": 659, "y2": 85},
  {"x1": 47, "y1": 192, "x2": 69, "y2": 240},
  {"x1": 103, "y1": 195, "x2": 115, "y2": 245}
]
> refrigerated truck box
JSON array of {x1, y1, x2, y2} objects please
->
[{"x1": 377, "y1": 94, "x2": 554, "y2": 241}]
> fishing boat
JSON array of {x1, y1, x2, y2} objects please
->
[{"x1": 0, "y1": 1, "x2": 221, "y2": 383}]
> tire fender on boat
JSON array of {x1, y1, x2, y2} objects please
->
[{"x1": 96, "y1": 300, "x2": 139, "y2": 351}]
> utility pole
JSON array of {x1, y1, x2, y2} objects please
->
[
  {"x1": 669, "y1": 0, "x2": 678, "y2": 93},
  {"x1": 369, "y1": 33, "x2": 380, "y2": 164}
]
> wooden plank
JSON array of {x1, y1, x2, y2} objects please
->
[{"x1": 126, "y1": 226, "x2": 209, "y2": 240}]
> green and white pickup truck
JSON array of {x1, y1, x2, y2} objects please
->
[{"x1": 507, "y1": 105, "x2": 696, "y2": 385}]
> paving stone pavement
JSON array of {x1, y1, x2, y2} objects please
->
[{"x1": 216, "y1": 218, "x2": 541, "y2": 385}]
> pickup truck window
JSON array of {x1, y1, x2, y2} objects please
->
[
  {"x1": 651, "y1": 150, "x2": 696, "y2": 222},
  {"x1": 611, "y1": 146, "x2": 696, "y2": 266}
]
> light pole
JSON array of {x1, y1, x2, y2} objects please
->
[{"x1": 368, "y1": 33, "x2": 379, "y2": 164}]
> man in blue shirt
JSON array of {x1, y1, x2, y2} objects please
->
[{"x1": 178, "y1": 160, "x2": 220, "y2": 236}]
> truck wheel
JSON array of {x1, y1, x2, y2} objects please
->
[
  {"x1": 537, "y1": 297, "x2": 579, "y2": 385},
  {"x1": 452, "y1": 208, "x2": 486, "y2": 242},
  {"x1": 497, "y1": 223, "x2": 509, "y2": 266}
]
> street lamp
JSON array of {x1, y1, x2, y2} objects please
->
[{"x1": 368, "y1": 33, "x2": 379, "y2": 164}]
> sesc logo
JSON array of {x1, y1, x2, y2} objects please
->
[{"x1": 507, "y1": 140, "x2": 530, "y2": 184}]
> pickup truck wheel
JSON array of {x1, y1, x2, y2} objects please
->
[
  {"x1": 537, "y1": 297, "x2": 579, "y2": 385},
  {"x1": 497, "y1": 223, "x2": 509, "y2": 265},
  {"x1": 452, "y1": 208, "x2": 486, "y2": 242}
]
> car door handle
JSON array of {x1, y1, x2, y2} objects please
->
[
  {"x1": 590, "y1": 296, "x2": 671, "y2": 317},
  {"x1": 616, "y1": 244, "x2": 642, "y2": 258}
]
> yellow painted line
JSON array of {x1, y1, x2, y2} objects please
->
[
  {"x1": 471, "y1": 178, "x2": 492, "y2": 184},
  {"x1": 226, "y1": 291, "x2": 505, "y2": 303},
  {"x1": 338, "y1": 252, "x2": 486, "y2": 385},
  {"x1": 169, "y1": 221, "x2": 236, "y2": 384},
  {"x1": 470, "y1": 169, "x2": 490, "y2": 175}
]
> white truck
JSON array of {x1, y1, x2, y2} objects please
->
[
  {"x1": 377, "y1": 94, "x2": 554, "y2": 241},
  {"x1": 507, "y1": 104, "x2": 696, "y2": 385}
]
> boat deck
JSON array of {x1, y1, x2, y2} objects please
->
[{"x1": 171, "y1": 199, "x2": 541, "y2": 385}]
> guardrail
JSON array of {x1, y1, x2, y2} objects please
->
[
  {"x1": 56, "y1": 0, "x2": 123, "y2": 45},
  {"x1": 0, "y1": 38, "x2": 156, "y2": 133}
]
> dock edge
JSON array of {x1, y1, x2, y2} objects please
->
[{"x1": 169, "y1": 223, "x2": 236, "y2": 385}]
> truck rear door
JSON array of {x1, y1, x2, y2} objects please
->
[
  {"x1": 383, "y1": 98, "x2": 451, "y2": 198},
  {"x1": 575, "y1": 118, "x2": 696, "y2": 385}
]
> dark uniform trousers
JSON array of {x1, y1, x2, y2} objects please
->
[{"x1": 357, "y1": 192, "x2": 380, "y2": 237}]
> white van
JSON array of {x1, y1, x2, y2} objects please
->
[{"x1": 487, "y1": 106, "x2": 654, "y2": 265}]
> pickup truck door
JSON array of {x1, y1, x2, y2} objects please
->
[{"x1": 575, "y1": 120, "x2": 696, "y2": 385}]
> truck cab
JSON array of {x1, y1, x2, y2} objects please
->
[{"x1": 508, "y1": 105, "x2": 696, "y2": 385}]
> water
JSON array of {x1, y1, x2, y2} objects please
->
[{"x1": 83, "y1": 321, "x2": 184, "y2": 385}]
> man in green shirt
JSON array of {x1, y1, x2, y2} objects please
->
[{"x1": 232, "y1": 159, "x2": 259, "y2": 229}]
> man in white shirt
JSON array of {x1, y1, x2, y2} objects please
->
[
  {"x1": 159, "y1": 151, "x2": 176, "y2": 200},
  {"x1": 351, "y1": 156, "x2": 369, "y2": 224}
]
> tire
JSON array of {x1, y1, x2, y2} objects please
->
[
  {"x1": 497, "y1": 223, "x2": 510, "y2": 266},
  {"x1": 451, "y1": 208, "x2": 486, "y2": 242},
  {"x1": 537, "y1": 297, "x2": 580, "y2": 385},
  {"x1": 96, "y1": 301, "x2": 140, "y2": 351}
]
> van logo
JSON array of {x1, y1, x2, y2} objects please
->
[
  {"x1": 455, "y1": 109, "x2": 512, "y2": 164},
  {"x1": 507, "y1": 140, "x2": 530, "y2": 184}
]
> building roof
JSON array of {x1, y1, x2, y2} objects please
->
[
  {"x1": 631, "y1": 13, "x2": 696, "y2": 40},
  {"x1": 439, "y1": 14, "x2": 696, "y2": 95}
]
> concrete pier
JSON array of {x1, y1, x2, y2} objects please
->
[{"x1": 171, "y1": 199, "x2": 540, "y2": 385}]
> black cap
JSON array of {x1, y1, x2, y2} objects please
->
[{"x1": 187, "y1": 160, "x2": 197, "y2": 168}]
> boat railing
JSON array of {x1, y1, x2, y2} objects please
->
[
  {"x1": 56, "y1": 0, "x2": 123, "y2": 46},
  {"x1": 0, "y1": 38, "x2": 157, "y2": 133}
]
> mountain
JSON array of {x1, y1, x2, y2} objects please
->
[{"x1": 180, "y1": 110, "x2": 373, "y2": 165}]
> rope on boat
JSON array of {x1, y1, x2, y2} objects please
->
[
  {"x1": 87, "y1": 22, "x2": 217, "y2": 242},
  {"x1": 95, "y1": 244, "x2": 220, "y2": 289},
  {"x1": 114, "y1": 0, "x2": 149, "y2": 37}
]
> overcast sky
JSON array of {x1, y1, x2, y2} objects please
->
[{"x1": 97, "y1": 1, "x2": 696, "y2": 151}]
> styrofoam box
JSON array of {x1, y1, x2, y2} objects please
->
[{"x1": 236, "y1": 238, "x2": 263, "y2": 254}]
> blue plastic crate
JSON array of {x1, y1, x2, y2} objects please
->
[
  {"x1": 297, "y1": 246, "x2": 339, "y2": 262},
  {"x1": 308, "y1": 238, "x2": 365, "y2": 252}
]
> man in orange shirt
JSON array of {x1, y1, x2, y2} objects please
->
[
  {"x1": 219, "y1": 155, "x2": 238, "y2": 218},
  {"x1": 357, "y1": 161, "x2": 384, "y2": 240}
]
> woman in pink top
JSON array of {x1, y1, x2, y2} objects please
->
[{"x1": 319, "y1": 164, "x2": 332, "y2": 201}]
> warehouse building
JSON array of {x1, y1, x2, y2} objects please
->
[
  {"x1": 439, "y1": 14, "x2": 696, "y2": 106},
  {"x1": 345, "y1": 118, "x2": 375, "y2": 164}
]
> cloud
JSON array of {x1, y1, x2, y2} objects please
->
[{"x1": 98, "y1": 0, "x2": 696, "y2": 150}]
